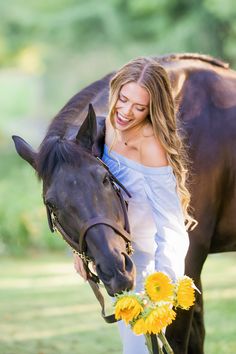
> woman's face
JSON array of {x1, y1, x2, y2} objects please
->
[{"x1": 114, "y1": 82, "x2": 150, "y2": 132}]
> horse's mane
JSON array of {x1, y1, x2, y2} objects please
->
[
  {"x1": 157, "y1": 53, "x2": 229, "y2": 69},
  {"x1": 37, "y1": 136, "x2": 83, "y2": 181}
]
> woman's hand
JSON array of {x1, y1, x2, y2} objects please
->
[{"x1": 73, "y1": 253, "x2": 88, "y2": 280}]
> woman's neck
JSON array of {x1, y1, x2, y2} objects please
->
[{"x1": 116, "y1": 122, "x2": 147, "y2": 147}]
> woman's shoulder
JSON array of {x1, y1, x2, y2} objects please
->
[{"x1": 140, "y1": 127, "x2": 169, "y2": 168}]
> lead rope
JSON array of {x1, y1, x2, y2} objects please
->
[
  {"x1": 87, "y1": 278, "x2": 117, "y2": 323},
  {"x1": 49, "y1": 208, "x2": 130, "y2": 323},
  {"x1": 50, "y1": 214, "x2": 118, "y2": 323},
  {"x1": 72, "y1": 249, "x2": 118, "y2": 323},
  {"x1": 53, "y1": 222, "x2": 117, "y2": 323}
]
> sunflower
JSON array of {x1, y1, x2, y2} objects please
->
[
  {"x1": 114, "y1": 295, "x2": 144, "y2": 324},
  {"x1": 132, "y1": 317, "x2": 147, "y2": 335},
  {"x1": 144, "y1": 305, "x2": 176, "y2": 334},
  {"x1": 175, "y1": 276, "x2": 195, "y2": 310},
  {"x1": 145, "y1": 272, "x2": 174, "y2": 302}
]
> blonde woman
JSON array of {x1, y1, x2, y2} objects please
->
[{"x1": 74, "y1": 57, "x2": 196, "y2": 354}]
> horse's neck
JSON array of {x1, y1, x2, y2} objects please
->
[
  {"x1": 46, "y1": 74, "x2": 111, "y2": 141},
  {"x1": 63, "y1": 124, "x2": 82, "y2": 140},
  {"x1": 172, "y1": 61, "x2": 236, "y2": 109}
]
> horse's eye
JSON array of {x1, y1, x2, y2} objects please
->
[{"x1": 103, "y1": 174, "x2": 110, "y2": 186}]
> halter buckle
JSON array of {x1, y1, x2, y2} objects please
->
[{"x1": 126, "y1": 242, "x2": 134, "y2": 255}]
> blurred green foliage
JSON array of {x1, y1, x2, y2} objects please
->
[
  {"x1": 1, "y1": 0, "x2": 236, "y2": 66},
  {"x1": 1, "y1": 0, "x2": 235, "y2": 118},
  {"x1": 0, "y1": 152, "x2": 65, "y2": 255},
  {"x1": 0, "y1": 0, "x2": 235, "y2": 254}
]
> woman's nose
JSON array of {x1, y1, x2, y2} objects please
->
[{"x1": 122, "y1": 103, "x2": 132, "y2": 116}]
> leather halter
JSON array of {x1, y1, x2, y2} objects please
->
[{"x1": 44, "y1": 157, "x2": 133, "y2": 323}]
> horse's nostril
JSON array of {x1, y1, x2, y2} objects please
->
[
  {"x1": 122, "y1": 252, "x2": 133, "y2": 272},
  {"x1": 96, "y1": 264, "x2": 113, "y2": 283}
]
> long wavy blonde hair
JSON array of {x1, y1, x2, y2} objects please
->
[{"x1": 108, "y1": 56, "x2": 197, "y2": 231}]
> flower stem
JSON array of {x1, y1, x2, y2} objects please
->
[
  {"x1": 145, "y1": 334, "x2": 165, "y2": 353},
  {"x1": 144, "y1": 334, "x2": 154, "y2": 354},
  {"x1": 158, "y1": 332, "x2": 174, "y2": 354}
]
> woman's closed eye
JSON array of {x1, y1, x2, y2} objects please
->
[
  {"x1": 119, "y1": 97, "x2": 146, "y2": 111},
  {"x1": 136, "y1": 106, "x2": 145, "y2": 112},
  {"x1": 119, "y1": 96, "x2": 127, "y2": 103}
]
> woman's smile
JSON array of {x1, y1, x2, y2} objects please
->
[
  {"x1": 114, "y1": 82, "x2": 150, "y2": 131},
  {"x1": 116, "y1": 111, "x2": 132, "y2": 126}
]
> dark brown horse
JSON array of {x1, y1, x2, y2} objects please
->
[
  {"x1": 13, "y1": 105, "x2": 136, "y2": 296},
  {"x1": 13, "y1": 53, "x2": 236, "y2": 354}
]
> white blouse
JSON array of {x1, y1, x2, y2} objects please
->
[
  {"x1": 102, "y1": 144, "x2": 190, "y2": 354},
  {"x1": 102, "y1": 144, "x2": 189, "y2": 287}
]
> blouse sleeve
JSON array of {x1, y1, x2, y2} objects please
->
[{"x1": 143, "y1": 171, "x2": 189, "y2": 281}]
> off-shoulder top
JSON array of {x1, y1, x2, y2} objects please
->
[{"x1": 102, "y1": 144, "x2": 189, "y2": 289}]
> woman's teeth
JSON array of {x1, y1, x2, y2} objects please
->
[{"x1": 117, "y1": 113, "x2": 131, "y2": 122}]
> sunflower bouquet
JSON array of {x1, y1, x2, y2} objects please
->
[{"x1": 114, "y1": 272, "x2": 196, "y2": 354}]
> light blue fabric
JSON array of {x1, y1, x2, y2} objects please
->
[{"x1": 102, "y1": 144, "x2": 189, "y2": 354}]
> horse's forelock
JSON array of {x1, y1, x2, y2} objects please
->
[{"x1": 36, "y1": 136, "x2": 82, "y2": 180}]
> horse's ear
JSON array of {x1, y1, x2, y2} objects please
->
[
  {"x1": 12, "y1": 135, "x2": 37, "y2": 170},
  {"x1": 76, "y1": 103, "x2": 97, "y2": 150}
]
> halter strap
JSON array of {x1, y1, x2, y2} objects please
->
[
  {"x1": 79, "y1": 217, "x2": 131, "y2": 252},
  {"x1": 44, "y1": 155, "x2": 133, "y2": 324}
]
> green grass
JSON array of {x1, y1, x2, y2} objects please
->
[
  {"x1": 202, "y1": 253, "x2": 236, "y2": 354},
  {"x1": 0, "y1": 253, "x2": 235, "y2": 354}
]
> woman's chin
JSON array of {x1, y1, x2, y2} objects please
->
[
  {"x1": 115, "y1": 119, "x2": 130, "y2": 130},
  {"x1": 114, "y1": 121, "x2": 130, "y2": 131}
]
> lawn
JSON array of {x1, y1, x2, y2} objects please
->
[{"x1": 0, "y1": 253, "x2": 235, "y2": 354}]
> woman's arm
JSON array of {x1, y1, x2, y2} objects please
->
[
  {"x1": 143, "y1": 172, "x2": 189, "y2": 281},
  {"x1": 73, "y1": 253, "x2": 88, "y2": 280}
]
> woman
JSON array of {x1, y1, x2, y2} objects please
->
[{"x1": 74, "y1": 56, "x2": 196, "y2": 354}]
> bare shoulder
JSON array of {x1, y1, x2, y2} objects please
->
[{"x1": 140, "y1": 126, "x2": 169, "y2": 167}]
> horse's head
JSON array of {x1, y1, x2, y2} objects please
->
[{"x1": 12, "y1": 105, "x2": 135, "y2": 296}]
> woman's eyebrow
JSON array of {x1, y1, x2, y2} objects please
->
[{"x1": 120, "y1": 93, "x2": 148, "y2": 107}]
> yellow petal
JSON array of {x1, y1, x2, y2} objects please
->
[
  {"x1": 175, "y1": 276, "x2": 195, "y2": 310},
  {"x1": 145, "y1": 272, "x2": 174, "y2": 302}
]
